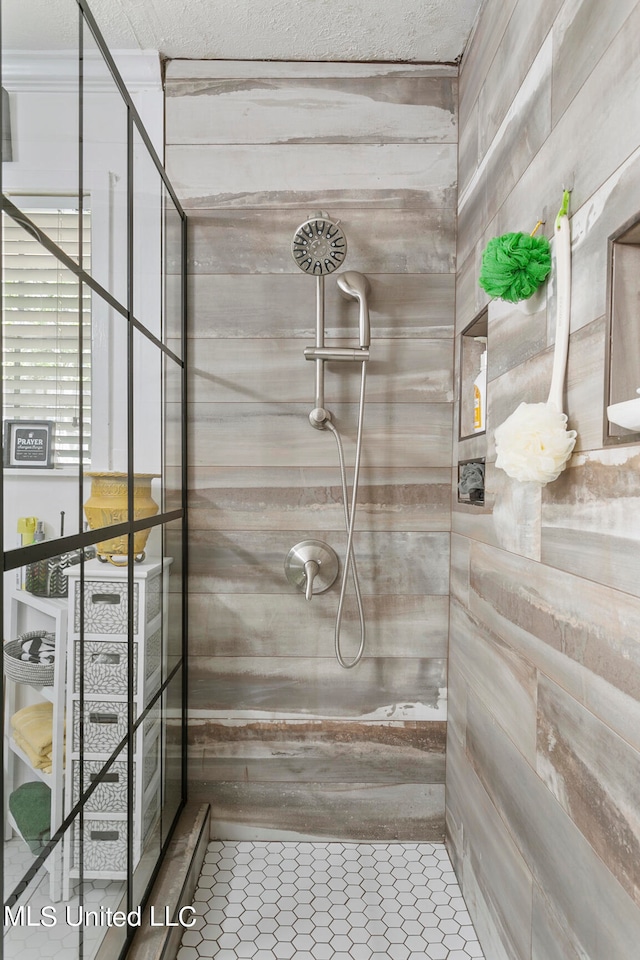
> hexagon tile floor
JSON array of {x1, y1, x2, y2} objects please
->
[{"x1": 178, "y1": 840, "x2": 485, "y2": 960}]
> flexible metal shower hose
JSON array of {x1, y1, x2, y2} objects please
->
[{"x1": 325, "y1": 360, "x2": 367, "y2": 668}]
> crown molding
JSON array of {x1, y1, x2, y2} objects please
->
[{"x1": 2, "y1": 49, "x2": 161, "y2": 94}]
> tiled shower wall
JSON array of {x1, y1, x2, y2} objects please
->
[
  {"x1": 449, "y1": 1, "x2": 640, "y2": 958},
  {"x1": 165, "y1": 62, "x2": 457, "y2": 838}
]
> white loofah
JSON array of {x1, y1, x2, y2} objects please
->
[
  {"x1": 495, "y1": 196, "x2": 577, "y2": 486},
  {"x1": 494, "y1": 401, "x2": 576, "y2": 483}
]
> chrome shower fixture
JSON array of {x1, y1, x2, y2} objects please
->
[
  {"x1": 337, "y1": 271, "x2": 371, "y2": 348},
  {"x1": 285, "y1": 540, "x2": 339, "y2": 602},
  {"x1": 291, "y1": 215, "x2": 347, "y2": 275},
  {"x1": 290, "y1": 212, "x2": 371, "y2": 668},
  {"x1": 304, "y1": 271, "x2": 371, "y2": 369}
]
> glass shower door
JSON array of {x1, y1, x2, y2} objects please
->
[{"x1": 1, "y1": 2, "x2": 188, "y2": 958}]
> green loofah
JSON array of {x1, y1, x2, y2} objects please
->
[{"x1": 479, "y1": 232, "x2": 552, "y2": 303}]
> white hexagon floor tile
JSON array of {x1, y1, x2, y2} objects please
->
[
  {"x1": 3, "y1": 837, "x2": 126, "y2": 960},
  {"x1": 178, "y1": 842, "x2": 485, "y2": 960}
]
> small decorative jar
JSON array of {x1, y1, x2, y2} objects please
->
[{"x1": 84, "y1": 472, "x2": 159, "y2": 564}]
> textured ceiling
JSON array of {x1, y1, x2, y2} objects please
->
[{"x1": 5, "y1": 0, "x2": 483, "y2": 63}]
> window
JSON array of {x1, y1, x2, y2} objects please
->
[{"x1": 2, "y1": 205, "x2": 91, "y2": 465}]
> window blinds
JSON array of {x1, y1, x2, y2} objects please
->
[{"x1": 2, "y1": 208, "x2": 91, "y2": 465}]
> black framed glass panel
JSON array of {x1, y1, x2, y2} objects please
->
[
  {"x1": 84, "y1": 292, "x2": 131, "y2": 547},
  {"x1": 2, "y1": 211, "x2": 84, "y2": 551},
  {"x1": 81, "y1": 24, "x2": 129, "y2": 306},
  {"x1": 132, "y1": 129, "x2": 162, "y2": 341},
  {"x1": 130, "y1": 696, "x2": 162, "y2": 909},
  {"x1": 163, "y1": 518, "x2": 183, "y2": 682},
  {"x1": 161, "y1": 666, "x2": 184, "y2": 847},
  {"x1": 163, "y1": 353, "x2": 182, "y2": 515},
  {"x1": 2, "y1": 1, "x2": 187, "y2": 958},
  {"x1": 4, "y1": 835, "x2": 79, "y2": 955},
  {"x1": 163, "y1": 185, "x2": 183, "y2": 356},
  {"x1": 133, "y1": 329, "x2": 162, "y2": 519},
  {"x1": 1, "y1": 0, "x2": 80, "y2": 260}
]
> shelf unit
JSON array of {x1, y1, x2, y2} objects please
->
[{"x1": 3, "y1": 589, "x2": 68, "y2": 901}]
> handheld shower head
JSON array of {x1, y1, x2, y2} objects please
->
[{"x1": 337, "y1": 271, "x2": 371, "y2": 348}]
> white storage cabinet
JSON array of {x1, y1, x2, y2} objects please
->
[{"x1": 63, "y1": 558, "x2": 169, "y2": 892}]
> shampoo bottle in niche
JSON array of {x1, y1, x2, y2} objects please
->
[{"x1": 473, "y1": 349, "x2": 487, "y2": 432}]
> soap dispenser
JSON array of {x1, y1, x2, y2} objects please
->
[{"x1": 473, "y1": 349, "x2": 487, "y2": 432}]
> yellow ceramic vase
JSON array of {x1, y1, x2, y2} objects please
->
[{"x1": 84, "y1": 472, "x2": 160, "y2": 564}]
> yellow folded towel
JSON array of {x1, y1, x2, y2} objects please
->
[
  {"x1": 11, "y1": 730, "x2": 52, "y2": 773},
  {"x1": 11, "y1": 703, "x2": 67, "y2": 774},
  {"x1": 11, "y1": 702, "x2": 53, "y2": 757}
]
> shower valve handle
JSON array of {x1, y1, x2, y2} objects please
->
[
  {"x1": 284, "y1": 540, "x2": 339, "y2": 601},
  {"x1": 303, "y1": 559, "x2": 320, "y2": 601}
]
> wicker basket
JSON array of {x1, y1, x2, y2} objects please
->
[{"x1": 3, "y1": 631, "x2": 56, "y2": 687}]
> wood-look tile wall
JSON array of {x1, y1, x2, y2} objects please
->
[
  {"x1": 451, "y1": 1, "x2": 640, "y2": 956},
  {"x1": 165, "y1": 61, "x2": 457, "y2": 839}
]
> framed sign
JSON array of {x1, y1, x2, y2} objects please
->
[{"x1": 3, "y1": 420, "x2": 54, "y2": 468}]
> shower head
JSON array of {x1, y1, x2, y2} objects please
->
[
  {"x1": 336, "y1": 270, "x2": 371, "y2": 349},
  {"x1": 291, "y1": 215, "x2": 347, "y2": 276}
]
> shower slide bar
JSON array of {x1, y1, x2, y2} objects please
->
[
  {"x1": 306, "y1": 271, "x2": 371, "y2": 431},
  {"x1": 290, "y1": 213, "x2": 370, "y2": 668}
]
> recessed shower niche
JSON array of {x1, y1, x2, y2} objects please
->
[
  {"x1": 459, "y1": 308, "x2": 488, "y2": 440},
  {"x1": 605, "y1": 213, "x2": 640, "y2": 444}
]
